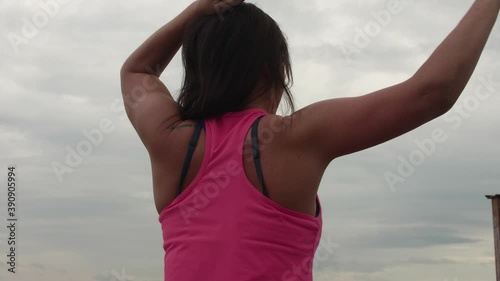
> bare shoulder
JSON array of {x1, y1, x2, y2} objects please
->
[
  {"x1": 252, "y1": 114, "x2": 299, "y2": 151},
  {"x1": 255, "y1": 113, "x2": 327, "y2": 169},
  {"x1": 252, "y1": 113, "x2": 326, "y2": 213},
  {"x1": 277, "y1": 78, "x2": 449, "y2": 166},
  {"x1": 257, "y1": 111, "x2": 319, "y2": 155}
]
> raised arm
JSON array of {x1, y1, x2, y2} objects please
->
[
  {"x1": 120, "y1": 1, "x2": 202, "y2": 149},
  {"x1": 119, "y1": 0, "x2": 242, "y2": 149},
  {"x1": 289, "y1": 0, "x2": 499, "y2": 165}
]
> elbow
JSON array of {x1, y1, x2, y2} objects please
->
[
  {"x1": 120, "y1": 62, "x2": 137, "y2": 81},
  {"x1": 120, "y1": 56, "x2": 138, "y2": 76},
  {"x1": 417, "y1": 78, "x2": 457, "y2": 116},
  {"x1": 419, "y1": 80, "x2": 456, "y2": 119},
  {"x1": 432, "y1": 86, "x2": 456, "y2": 115},
  {"x1": 120, "y1": 62, "x2": 131, "y2": 77},
  {"x1": 411, "y1": 70, "x2": 460, "y2": 112}
]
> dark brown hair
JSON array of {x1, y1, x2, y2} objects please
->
[{"x1": 177, "y1": 3, "x2": 295, "y2": 120}]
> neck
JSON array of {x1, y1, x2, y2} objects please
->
[{"x1": 243, "y1": 102, "x2": 273, "y2": 114}]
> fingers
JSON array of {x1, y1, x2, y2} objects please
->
[{"x1": 225, "y1": 0, "x2": 244, "y2": 7}]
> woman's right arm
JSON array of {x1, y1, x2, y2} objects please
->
[{"x1": 288, "y1": 0, "x2": 499, "y2": 165}]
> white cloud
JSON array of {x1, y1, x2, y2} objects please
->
[{"x1": 1, "y1": 0, "x2": 499, "y2": 280}]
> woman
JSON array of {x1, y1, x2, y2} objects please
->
[{"x1": 120, "y1": 0, "x2": 499, "y2": 280}]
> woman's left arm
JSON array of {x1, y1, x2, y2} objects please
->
[
  {"x1": 120, "y1": 1, "x2": 242, "y2": 150},
  {"x1": 119, "y1": 2, "x2": 204, "y2": 150}
]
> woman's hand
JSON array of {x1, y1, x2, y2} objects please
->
[{"x1": 195, "y1": 0, "x2": 245, "y2": 17}]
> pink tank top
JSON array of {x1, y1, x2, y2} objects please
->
[{"x1": 158, "y1": 108, "x2": 323, "y2": 281}]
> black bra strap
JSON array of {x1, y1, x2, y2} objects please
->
[
  {"x1": 251, "y1": 115, "x2": 319, "y2": 217},
  {"x1": 251, "y1": 116, "x2": 269, "y2": 198},
  {"x1": 177, "y1": 120, "x2": 205, "y2": 197}
]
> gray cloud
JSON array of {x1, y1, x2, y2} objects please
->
[
  {"x1": 350, "y1": 225, "x2": 481, "y2": 249},
  {"x1": 1, "y1": 0, "x2": 499, "y2": 281}
]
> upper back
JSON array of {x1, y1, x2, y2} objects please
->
[
  {"x1": 154, "y1": 108, "x2": 324, "y2": 281},
  {"x1": 150, "y1": 108, "x2": 327, "y2": 218}
]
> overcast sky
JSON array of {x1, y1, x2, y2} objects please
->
[{"x1": 1, "y1": 0, "x2": 500, "y2": 280}]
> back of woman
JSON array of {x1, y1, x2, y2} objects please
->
[
  {"x1": 119, "y1": 0, "x2": 500, "y2": 280},
  {"x1": 158, "y1": 108, "x2": 323, "y2": 280}
]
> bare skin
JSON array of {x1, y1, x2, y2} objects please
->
[
  {"x1": 120, "y1": 0, "x2": 500, "y2": 216},
  {"x1": 150, "y1": 81, "x2": 325, "y2": 216}
]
